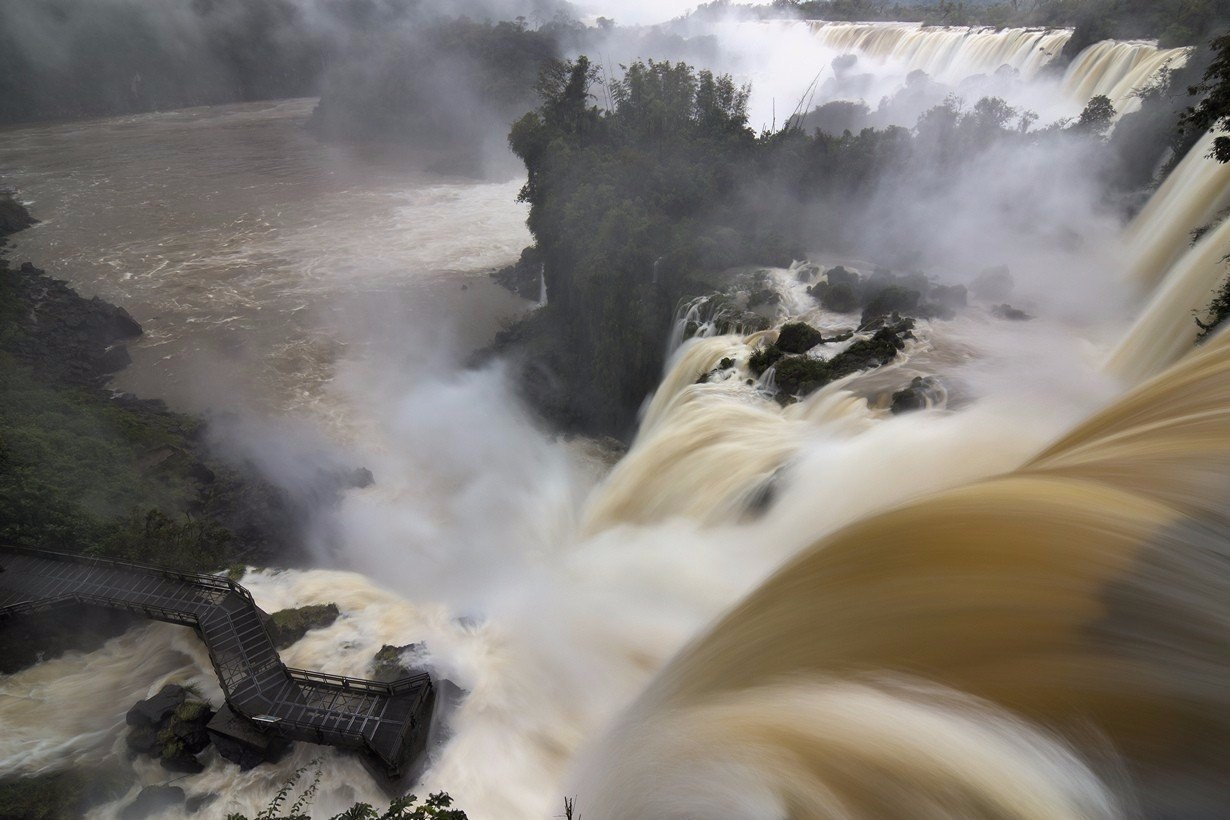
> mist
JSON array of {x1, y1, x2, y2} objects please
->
[{"x1": 2, "y1": 2, "x2": 1229, "y2": 819}]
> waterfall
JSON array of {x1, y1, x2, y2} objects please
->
[
  {"x1": 1122, "y1": 130, "x2": 1230, "y2": 292},
  {"x1": 576, "y1": 329, "x2": 1230, "y2": 819},
  {"x1": 1060, "y1": 39, "x2": 1192, "y2": 116},
  {"x1": 1106, "y1": 134, "x2": 1230, "y2": 383},
  {"x1": 806, "y1": 22, "x2": 1071, "y2": 82}
]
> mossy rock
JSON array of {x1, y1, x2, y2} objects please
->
[
  {"x1": 775, "y1": 322, "x2": 825, "y2": 354},
  {"x1": 748, "y1": 344, "x2": 784, "y2": 376},
  {"x1": 267, "y1": 603, "x2": 341, "y2": 649}
]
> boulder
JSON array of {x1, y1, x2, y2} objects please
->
[
  {"x1": 860, "y1": 285, "x2": 921, "y2": 327},
  {"x1": 126, "y1": 685, "x2": 186, "y2": 729},
  {"x1": 775, "y1": 322, "x2": 825, "y2": 355},
  {"x1": 992, "y1": 303, "x2": 1032, "y2": 321},
  {"x1": 371, "y1": 642, "x2": 427, "y2": 682},
  {"x1": 890, "y1": 376, "x2": 946, "y2": 414},
  {"x1": 266, "y1": 603, "x2": 341, "y2": 649},
  {"x1": 207, "y1": 705, "x2": 292, "y2": 770}
]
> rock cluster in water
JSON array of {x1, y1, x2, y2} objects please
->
[{"x1": 125, "y1": 685, "x2": 216, "y2": 775}]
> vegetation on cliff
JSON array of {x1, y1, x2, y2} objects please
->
[
  {"x1": 0, "y1": 208, "x2": 294, "y2": 573},
  {"x1": 501, "y1": 55, "x2": 1119, "y2": 435}
]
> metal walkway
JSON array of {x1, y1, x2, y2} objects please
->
[{"x1": 0, "y1": 546, "x2": 434, "y2": 777}]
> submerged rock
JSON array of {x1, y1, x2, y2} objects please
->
[
  {"x1": 120, "y1": 786, "x2": 185, "y2": 820},
  {"x1": 971, "y1": 266, "x2": 1014, "y2": 301},
  {"x1": 891, "y1": 376, "x2": 946, "y2": 414},
  {"x1": 992, "y1": 303, "x2": 1033, "y2": 321}
]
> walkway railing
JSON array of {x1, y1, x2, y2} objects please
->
[{"x1": 0, "y1": 545, "x2": 435, "y2": 777}]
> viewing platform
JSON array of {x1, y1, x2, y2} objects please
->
[{"x1": 0, "y1": 545, "x2": 435, "y2": 777}]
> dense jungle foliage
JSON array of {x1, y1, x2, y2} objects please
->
[{"x1": 505, "y1": 55, "x2": 1125, "y2": 435}]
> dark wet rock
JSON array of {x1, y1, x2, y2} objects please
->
[
  {"x1": 808, "y1": 266, "x2": 862, "y2": 313},
  {"x1": 371, "y1": 642, "x2": 427, "y2": 682},
  {"x1": 346, "y1": 467, "x2": 375, "y2": 489},
  {"x1": 860, "y1": 285, "x2": 921, "y2": 326},
  {"x1": 825, "y1": 266, "x2": 859, "y2": 289},
  {"x1": 971, "y1": 266, "x2": 1014, "y2": 301},
  {"x1": 160, "y1": 751, "x2": 206, "y2": 774},
  {"x1": 265, "y1": 603, "x2": 340, "y2": 649},
  {"x1": 815, "y1": 280, "x2": 859, "y2": 312},
  {"x1": 748, "y1": 344, "x2": 785, "y2": 376},
  {"x1": 747, "y1": 287, "x2": 781, "y2": 310},
  {"x1": 992, "y1": 303, "x2": 1033, "y2": 321},
  {"x1": 186, "y1": 793, "x2": 219, "y2": 814},
  {"x1": 126, "y1": 685, "x2": 187, "y2": 729},
  {"x1": 0, "y1": 191, "x2": 36, "y2": 246},
  {"x1": 1, "y1": 261, "x2": 144, "y2": 387},
  {"x1": 929, "y1": 283, "x2": 968, "y2": 313},
  {"x1": 775, "y1": 322, "x2": 825, "y2": 354},
  {"x1": 718, "y1": 357, "x2": 735, "y2": 370},
  {"x1": 126, "y1": 688, "x2": 215, "y2": 772},
  {"x1": 491, "y1": 246, "x2": 543, "y2": 301},
  {"x1": 891, "y1": 376, "x2": 946, "y2": 414},
  {"x1": 794, "y1": 263, "x2": 821, "y2": 282},
  {"x1": 120, "y1": 785, "x2": 185, "y2": 820},
  {"x1": 762, "y1": 317, "x2": 914, "y2": 403},
  {"x1": 170, "y1": 701, "x2": 215, "y2": 755},
  {"x1": 207, "y1": 705, "x2": 292, "y2": 770}
]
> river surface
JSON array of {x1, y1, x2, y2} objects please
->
[{"x1": 0, "y1": 98, "x2": 532, "y2": 424}]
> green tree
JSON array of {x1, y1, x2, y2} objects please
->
[{"x1": 1181, "y1": 32, "x2": 1230, "y2": 162}]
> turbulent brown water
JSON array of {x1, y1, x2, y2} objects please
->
[
  {"x1": 0, "y1": 22, "x2": 1226, "y2": 820},
  {"x1": 0, "y1": 98, "x2": 531, "y2": 422}
]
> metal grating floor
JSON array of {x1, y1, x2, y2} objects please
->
[{"x1": 0, "y1": 546, "x2": 434, "y2": 776}]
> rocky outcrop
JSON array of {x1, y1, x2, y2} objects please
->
[
  {"x1": 264, "y1": 603, "x2": 341, "y2": 650},
  {"x1": 125, "y1": 685, "x2": 215, "y2": 774},
  {"x1": 808, "y1": 265, "x2": 967, "y2": 324},
  {"x1": 370, "y1": 643, "x2": 427, "y2": 682},
  {"x1": 775, "y1": 322, "x2": 826, "y2": 354},
  {"x1": 0, "y1": 192, "x2": 36, "y2": 246},
  {"x1": 751, "y1": 316, "x2": 915, "y2": 403},
  {"x1": 891, "y1": 376, "x2": 946, "y2": 414},
  {"x1": 492, "y1": 246, "x2": 544, "y2": 302},
  {"x1": 206, "y1": 704, "x2": 292, "y2": 770},
  {"x1": 992, "y1": 303, "x2": 1032, "y2": 321},
  {"x1": 1, "y1": 261, "x2": 142, "y2": 387}
]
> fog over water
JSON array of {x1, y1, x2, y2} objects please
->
[{"x1": 0, "y1": 8, "x2": 1227, "y2": 820}]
